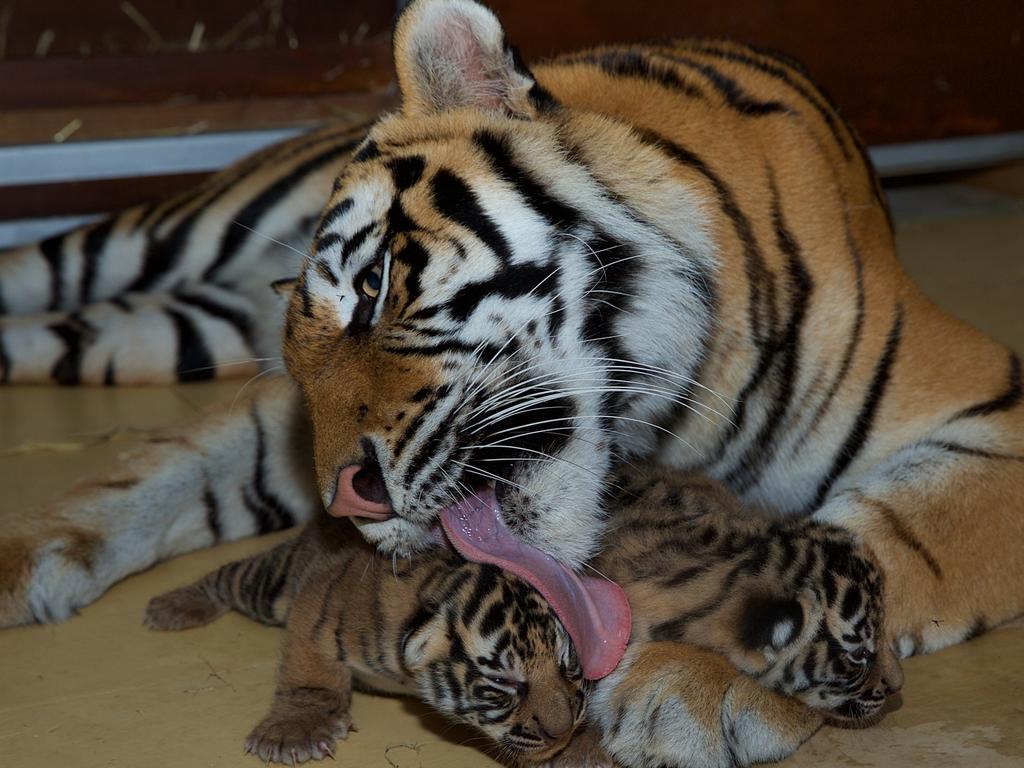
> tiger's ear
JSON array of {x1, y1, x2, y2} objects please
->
[
  {"x1": 270, "y1": 277, "x2": 297, "y2": 299},
  {"x1": 401, "y1": 608, "x2": 448, "y2": 672},
  {"x1": 739, "y1": 594, "x2": 805, "y2": 652},
  {"x1": 393, "y1": 0, "x2": 549, "y2": 118}
]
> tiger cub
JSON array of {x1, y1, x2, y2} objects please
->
[
  {"x1": 145, "y1": 513, "x2": 587, "y2": 764},
  {"x1": 592, "y1": 469, "x2": 904, "y2": 727},
  {"x1": 146, "y1": 468, "x2": 900, "y2": 765}
]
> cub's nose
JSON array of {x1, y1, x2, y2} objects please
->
[{"x1": 329, "y1": 461, "x2": 392, "y2": 520}]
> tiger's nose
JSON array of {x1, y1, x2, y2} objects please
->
[{"x1": 328, "y1": 461, "x2": 393, "y2": 521}]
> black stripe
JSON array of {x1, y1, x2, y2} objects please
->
[
  {"x1": 447, "y1": 262, "x2": 558, "y2": 322},
  {"x1": 431, "y1": 169, "x2": 512, "y2": 266},
  {"x1": 340, "y1": 222, "x2": 375, "y2": 265},
  {"x1": 103, "y1": 360, "x2": 116, "y2": 386},
  {"x1": 395, "y1": 238, "x2": 430, "y2": 312},
  {"x1": 563, "y1": 49, "x2": 707, "y2": 103},
  {"x1": 167, "y1": 309, "x2": 216, "y2": 382},
  {"x1": 403, "y1": 414, "x2": 454, "y2": 488},
  {"x1": 382, "y1": 338, "x2": 498, "y2": 357},
  {"x1": 632, "y1": 131, "x2": 773, "y2": 446},
  {"x1": 683, "y1": 42, "x2": 851, "y2": 159},
  {"x1": 313, "y1": 232, "x2": 342, "y2": 255},
  {"x1": 39, "y1": 234, "x2": 65, "y2": 311},
  {"x1": 473, "y1": 130, "x2": 583, "y2": 228},
  {"x1": 175, "y1": 292, "x2": 253, "y2": 342},
  {"x1": 352, "y1": 140, "x2": 380, "y2": 163},
  {"x1": 915, "y1": 439, "x2": 1023, "y2": 463},
  {"x1": 248, "y1": 409, "x2": 298, "y2": 531},
  {"x1": 727, "y1": 174, "x2": 814, "y2": 490},
  {"x1": 80, "y1": 218, "x2": 116, "y2": 304},
  {"x1": 393, "y1": 385, "x2": 452, "y2": 457},
  {"x1": 652, "y1": 48, "x2": 791, "y2": 116},
  {"x1": 0, "y1": 330, "x2": 10, "y2": 383},
  {"x1": 315, "y1": 197, "x2": 354, "y2": 240},
  {"x1": 48, "y1": 315, "x2": 94, "y2": 385},
  {"x1": 203, "y1": 482, "x2": 222, "y2": 543},
  {"x1": 949, "y1": 353, "x2": 1021, "y2": 421},
  {"x1": 389, "y1": 155, "x2": 426, "y2": 191},
  {"x1": 807, "y1": 305, "x2": 905, "y2": 511},
  {"x1": 314, "y1": 259, "x2": 339, "y2": 286},
  {"x1": 460, "y1": 561, "x2": 499, "y2": 626},
  {"x1": 205, "y1": 138, "x2": 359, "y2": 280},
  {"x1": 790, "y1": 222, "x2": 867, "y2": 456}
]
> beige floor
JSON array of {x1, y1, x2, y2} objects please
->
[{"x1": 1, "y1": 165, "x2": 1023, "y2": 767}]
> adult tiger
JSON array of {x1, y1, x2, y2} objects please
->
[{"x1": 1, "y1": 0, "x2": 1023, "y2": 760}]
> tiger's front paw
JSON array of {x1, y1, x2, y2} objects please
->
[{"x1": 244, "y1": 707, "x2": 353, "y2": 764}]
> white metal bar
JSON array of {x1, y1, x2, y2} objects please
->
[
  {"x1": 0, "y1": 128, "x2": 306, "y2": 187},
  {"x1": 869, "y1": 132, "x2": 1024, "y2": 177}
]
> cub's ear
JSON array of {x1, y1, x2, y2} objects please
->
[
  {"x1": 401, "y1": 606, "x2": 448, "y2": 672},
  {"x1": 739, "y1": 594, "x2": 805, "y2": 652},
  {"x1": 270, "y1": 277, "x2": 297, "y2": 299},
  {"x1": 393, "y1": 0, "x2": 549, "y2": 117}
]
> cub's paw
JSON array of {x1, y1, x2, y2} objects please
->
[
  {"x1": 244, "y1": 708, "x2": 353, "y2": 764},
  {"x1": 144, "y1": 586, "x2": 226, "y2": 631},
  {"x1": 541, "y1": 726, "x2": 614, "y2": 768}
]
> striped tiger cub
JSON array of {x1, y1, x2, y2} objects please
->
[
  {"x1": 146, "y1": 467, "x2": 896, "y2": 767},
  {"x1": 145, "y1": 513, "x2": 588, "y2": 765}
]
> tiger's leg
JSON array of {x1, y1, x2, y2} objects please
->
[
  {"x1": 0, "y1": 376, "x2": 320, "y2": 627},
  {"x1": 144, "y1": 534, "x2": 306, "y2": 631},
  {"x1": 814, "y1": 439, "x2": 1024, "y2": 657},
  {"x1": 0, "y1": 284, "x2": 279, "y2": 385},
  {"x1": 245, "y1": 586, "x2": 354, "y2": 764},
  {"x1": 589, "y1": 642, "x2": 822, "y2": 768}
]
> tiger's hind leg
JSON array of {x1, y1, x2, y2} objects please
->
[
  {"x1": 0, "y1": 123, "x2": 367, "y2": 383},
  {"x1": 0, "y1": 284, "x2": 277, "y2": 385},
  {"x1": 590, "y1": 642, "x2": 822, "y2": 768},
  {"x1": 0, "y1": 377, "x2": 319, "y2": 627}
]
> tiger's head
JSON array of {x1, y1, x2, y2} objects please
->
[
  {"x1": 282, "y1": 0, "x2": 714, "y2": 566},
  {"x1": 738, "y1": 537, "x2": 903, "y2": 726},
  {"x1": 403, "y1": 562, "x2": 587, "y2": 762}
]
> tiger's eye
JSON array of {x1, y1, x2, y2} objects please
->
[
  {"x1": 848, "y1": 647, "x2": 872, "y2": 664},
  {"x1": 361, "y1": 266, "x2": 383, "y2": 298}
]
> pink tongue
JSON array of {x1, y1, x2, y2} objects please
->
[{"x1": 439, "y1": 488, "x2": 631, "y2": 680}]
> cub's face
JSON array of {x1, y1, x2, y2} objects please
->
[{"x1": 403, "y1": 565, "x2": 587, "y2": 761}]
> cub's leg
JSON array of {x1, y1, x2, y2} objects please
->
[
  {"x1": 589, "y1": 642, "x2": 821, "y2": 768},
  {"x1": 246, "y1": 597, "x2": 354, "y2": 763},
  {"x1": 144, "y1": 535, "x2": 304, "y2": 630},
  {"x1": 0, "y1": 377, "x2": 319, "y2": 627},
  {"x1": 815, "y1": 442, "x2": 1024, "y2": 656}
]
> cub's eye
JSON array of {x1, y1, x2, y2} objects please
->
[
  {"x1": 848, "y1": 647, "x2": 873, "y2": 664},
  {"x1": 360, "y1": 264, "x2": 383, "y2": 299}
]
